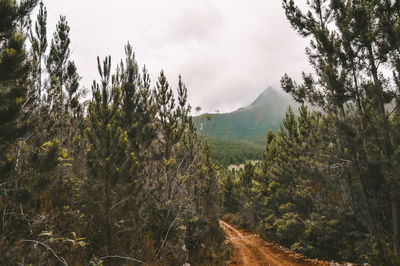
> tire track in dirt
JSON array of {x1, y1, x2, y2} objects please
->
[{"x1": 219, "y1": 219, "x2": 329, "y2": 266}]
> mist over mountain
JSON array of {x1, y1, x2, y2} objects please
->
[{"x1": 195, "y1": 87, "x2": 298, "y2": 148}]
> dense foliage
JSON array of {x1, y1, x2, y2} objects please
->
[
  {"x1": 0, "y1": 1, "x2": 228, "y2": 264},
  {"x1": 207, "y1": 138, "x2": 263, "y2": 167},
  {"x1": 219, "y1": 0, "x2": 400, "y2": 264}
]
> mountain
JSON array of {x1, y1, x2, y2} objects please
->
[{"x1": 195, "y1": 87, "x2": 298, "y2": 148}]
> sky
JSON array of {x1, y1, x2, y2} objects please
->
[{"x1": 41, "y1": 0, "x2": 311, "y2": 113}]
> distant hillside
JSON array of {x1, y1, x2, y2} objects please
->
[
  {"x1": 207, "y1": 138, "x2": 263, "y2": 166},
  {"x1": 195, "y1": 87, "x2": 298, "y2": 148}
]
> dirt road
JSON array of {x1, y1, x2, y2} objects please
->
[{"x1": 219, "y1": 219, "x2": 328, "y2": 266}]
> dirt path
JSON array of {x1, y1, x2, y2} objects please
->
[{"x1": 219, "y1": 220, "x2": 329, "y2": 266}]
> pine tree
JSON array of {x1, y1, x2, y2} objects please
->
[
  {"x1": 85, "y1": 56, "x2": 139, "y2": 258},
  {"x1": 281, "y1": 0, "x2": 400, "y2": 260},
  {"x1": 219, "y1": 170, "x2": 239, "y2": 214},
  {"x1": 0, "y1": 0, "x2": 37, "y2": 177},
  {"x1": 46, "y1": 15, "x2": 80, "y2": 142},
  {"x1": 29, "y1": 0, "x2": 47, "y2": 110},
  {"x1": 119, "y1": 43, "x2": 156, "y2": 158},
  {"x1": 154, "y1": 71, "x2": 180, "y2": 161},
  {"x1": 0, "y1": 2, "x2": 229, "y2": 263}
]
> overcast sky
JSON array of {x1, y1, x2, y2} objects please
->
[{"x1": 41, "y1": 0, "x2": 310, "y2": 113}]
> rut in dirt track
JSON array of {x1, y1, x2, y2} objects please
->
[{"x1": 219, "y1": 219, "x2": 328, "y2": 266}]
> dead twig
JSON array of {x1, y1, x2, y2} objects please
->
[
  {"x1": 16, "y1": 240, "x2": 68, "y2": 266},
  {"x1": 90, "y1": 255, "x2": 148, "y2": 265}
]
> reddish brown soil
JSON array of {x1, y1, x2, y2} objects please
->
[{"x1": 219, "y1": 219, "x2": 329, "y2": 266}]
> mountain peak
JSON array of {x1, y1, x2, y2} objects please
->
[
  {"x1": 194, "y1": 85, "x2": 298, "y2": 147},
  {"x1": 250, "y1": 86, "x2": 279, "y2": 106}
]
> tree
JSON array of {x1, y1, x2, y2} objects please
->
[
  {"x1": 29, "y1": 0, "x2": 47, "y2": 111},
  {"x1": 219, "y1": 170, "x2": 239, "y2": 214},
  {"x1": 0, "y1": 3, "x2": 229, "y2": 262},
  {"x1": 154, "y1": 71, "x2": 182, "y2": 162},
  {"x1": 85, "y1": 56, "x2": 140, "y2": 259},
  {"x1": 281, "y1": 0, "x2": 400, "y2": 260},
  {"x1": 119, "y1": 43, "x2": 156, "y2": 158},
  {"x1": 46, "y1": 15, "x2": 80, "y2": 142},
  {"x1": 0, "y1": 0, "x2": 37, "y2": 177}
]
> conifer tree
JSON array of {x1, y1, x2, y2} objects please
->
[
  {"x1": 29, "y1": 0, "x2": 46, "y2": 110},
  {"x1": 0, "y1": 2, "x2": 229, "y2": 264},
  {"x1": 155, "y1": 71, "x2": 180, "y2": 161},
  {"x1": 219, "y1": 170, "x2": 239, "y2": 214},
  {"x1": 176, "y1": 75, "x2": 191, "y2": 127},
  {"x1": 46, "y1": 15, "x2": 80, "y2": 141},
  {"x1": 119, "y1": 43, "x2": 156, "y2": 158},
  {"x1": 0, "y1": 0, "x2": 37, "y2": 177},
  {"x1": 281, "y1": 0, "x2": 400, "y2": 260},
  {"x1": 85, "y1": 56, "x2": 139, "y2": 258}
]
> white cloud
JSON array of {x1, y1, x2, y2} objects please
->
[{"x1": 41, "y1": 0, "x2": 312, "y2": 113}]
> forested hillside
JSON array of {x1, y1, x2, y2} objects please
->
[
  {"x1": 0, "y1": 1, "x2": 228, "y2": 264},
  {"x1": 194, "y1": 88, "x2": 297, "y2": 166},
  {"x1": 207, "y1": 138, "x2": 263, "y2": 166},
  {"x1": 195, "y1": 87, "x2": 298, "y2": 147},
  {"x1": 219, "y1": 0, "x2": 400, "y2": 265}
]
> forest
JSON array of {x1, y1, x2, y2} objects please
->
[
  {"x1": 206, "y1": 138, "x2": 262, "y2": 167},
  {"x1": 0, "y1": 0, "x2": 229, "y2": 264},
  {"x1": 1, "y1": 0, "x2": 400, "y2": 265},
  {"x1": 219, "y1": 0, "x2": 400, "y2": 265}
]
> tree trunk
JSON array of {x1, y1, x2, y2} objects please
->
[
  {"x1": 367, "y1": 45, "x2": 400, "y2": 257},
  {"x1": 392, "y1": 188, "x2": 400, "y2": 256},
  {"x1": 105, "y1": 180, "x2": 112, "y2": 257}
]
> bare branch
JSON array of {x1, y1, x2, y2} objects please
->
[
  {"x1": 92, "y1": 255, "x2": 148, "y2": 265},
  {"x1": 16, "y1": 240, "x2": 68, "y2": 266}
]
